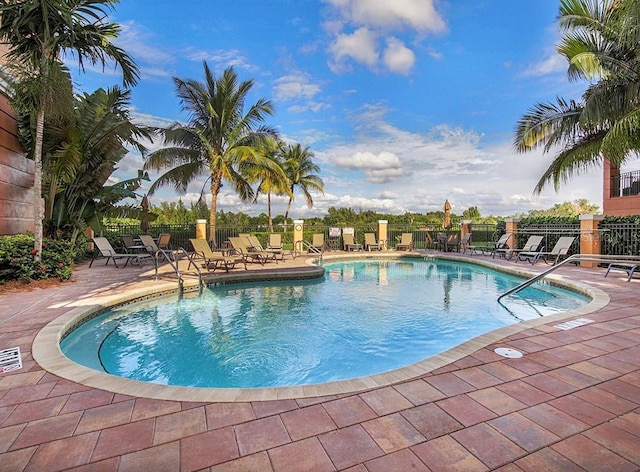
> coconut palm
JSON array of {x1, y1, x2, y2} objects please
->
[
  {"x1": 281, "y1": 143, "x2": 324, "y2": 222},
  {"x1": 247, "y1": 137, "x2": 291, "y2": 232},
  {"x1": 0, "y1": 0, "x2": 138, "y2": 259},
  {"x1": 514, "y1": 0, "x2": 640, "y2": 193},
  {"x1": 145, "y1": 63, "x2": 278, "y2": 246}
]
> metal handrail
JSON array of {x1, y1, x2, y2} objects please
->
[
  {"x1": 293, "y1": 240, "x2": 325, "y2": 262},
  {"x1": 497, "y1": 253, "x2": 640, "y2": 302},
  {"x1": 154, "y1": 247, "x2": 203, "y2": 291}
]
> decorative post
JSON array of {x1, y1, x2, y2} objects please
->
[
  {"x1": 461, "y1": 220, "x2": 472, "y2": 240},
  {"x1": 195, "y1": 219, "x2": 207, "y2": 240},
  {"x1": 378, "y1": 220, "x2": 388, "y2": 250},
  {"x1": 580, "y1": 214, "x2": 604, "y2": 267},
  {"x1": 293, "y1": 219, "x2": 304, "y2": 257},
  {"x1": 505, "y1": 218, "x2": 519, "y2": 249}
]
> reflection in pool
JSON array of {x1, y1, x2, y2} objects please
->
[{"x1": 61, "y1": 259, "x2": 589, "y2": 388}]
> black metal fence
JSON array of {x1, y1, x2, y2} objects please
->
[
  {"x1": 601, "y1": 221, "x2": 640, "y2": 256},
  {"x1": 611, "y1": 169, "x2": 640, "y2": 197}
]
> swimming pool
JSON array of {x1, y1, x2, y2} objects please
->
[{"x1": 60, "y1": 258, "x2": 589, "y2": 389}]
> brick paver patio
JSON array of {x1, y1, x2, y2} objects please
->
[{"x1": 0, "y1": 250, "x2": 639, "y2": 471}]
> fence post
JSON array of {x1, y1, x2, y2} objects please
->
[
  {"x1": 579, "y1": 214, "x2": 604, "y2": 267},
  {"x1": 293, "y1": 219, "x2": 304, "y2": 256},
  {"x1": 195, "y1": 219, "x2": 207, "y2": 240},
  {"x1": 505, "y1": 218, "x2": 519, "y2": 248},
  {"x1": 378, "y1": 220, "x2": 388, "y2": 250}
]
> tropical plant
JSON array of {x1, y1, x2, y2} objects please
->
[
  {"x1": 248, "y1": 137, "x2": 292, "y2": 232},
  {"x1": 18, "y1": 87, "x2": 151, "y2": 243},
  {"x1": 145, "y1": 62, "x2": 280, "y2": 246},
  {"x1": 281, "y1": 143, "x2": 324, "y2": 221},
  {"x1": 0, "y1": 0, "x2": 138, "y2": 259},
  {"x1": 514, "y1": 0, "x2": 640, "y2": 193}
]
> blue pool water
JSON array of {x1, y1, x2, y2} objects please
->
[{"x1": 61, "y1": 259, "x2": 589, "y2": 388}]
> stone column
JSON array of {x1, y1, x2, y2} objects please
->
[
  {"x1": 293, "y1": 220, "x2": 304, "y2": 256},
  {"x1": 580, "y1": 214, "x2": 604, "y2": 267},
  {"x1": 195, "y1": 219, "x2": 207, "y2": 240},
  {"x1": 504, "y1": 218, "x2": 519, "y2": 249},
  {"x1": 377, "y1": 220, "x2": 388, "y2": 250}
]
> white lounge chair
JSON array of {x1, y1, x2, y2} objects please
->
[
  {"x1": 494, "y1": 235, "x2": 544, "y2": 260},
  {"x1": 90, "y1": 237, "x2": 154, "y2": 268},
  {"x1": 516, "y1": 236, "x2": 576, "y2": 265}
]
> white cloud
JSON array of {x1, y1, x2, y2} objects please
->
[
  {"x1": 328, "y1": 27, "x2": 379, "y2": 73},
  {"x1": 185, "y1": 48, "x2": 254, "y2": 71},
  {"x1": 522, "y1": 53, "x2": 566, "y2": 77},
  {"x1": 382, "y1": 37, "x2": 415, "y2": 75},
  {"x1": 273, "y1": 72, "x2": 321, "y2": 101}
]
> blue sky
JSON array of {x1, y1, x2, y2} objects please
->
[{"x1": 74, "y1": 0, "x2": 610, "y2": 218}]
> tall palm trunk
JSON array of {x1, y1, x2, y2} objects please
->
[
  {"x1": 33, "y1": 100, "x2": 45, "y2": 261},
  {"x1": 209, "y1": 173, "x2": 222, "y2": 247},
  {"x1": 267, "y1": 191, "x2": 273, "y2": 232}
]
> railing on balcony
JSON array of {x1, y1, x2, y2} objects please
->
[{"x1": 611, "y1": 169, "x2": 640, "y2": 197}]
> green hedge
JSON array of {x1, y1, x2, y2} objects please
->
[{"x1": 0, "y1": 235, "x2": 76, "y2": 283}]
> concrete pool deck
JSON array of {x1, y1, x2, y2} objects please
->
[{"x1": 1, "y1": 250, "x2": 639, "y2": 471}]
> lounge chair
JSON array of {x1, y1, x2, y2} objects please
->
[
  {"x1": 395, "y1": 233, "x2": 414, "y2": 251},
  {"x1": 342, "y1": 233, "x2": 362, "y2": 251},
  {"x1": 364, "y1": 233, "x2": 381, "y2": 251},
  {"x1": 121, "y1": 234, "x2": 147, "y2": 253},
  {"x1": 308, "y1": 233, "x2": 325, "y2": 253},
  {"x1": 516, "y1": 236, "x2": 576, "y2": 265},
  {"x1": 90, "y1": 237, "x2": 154, "y2": 268},
  {"x1": 468, "y1": 233, "x2": 511, "y2": 256},
  {"x1": 246, "y1": 234, "x2": 282, "y2": 261},
  {"x1": 266, "y1": 233, "x2": 285, "y2": 260},
  {"x1": 228, "y1": 236, "x2": 276, "y2": 264},
  {"x1": 459, "y1": 233, "x2": 472, "y2": 253},
  {"x1": 189, "y1": 238, "x2": 247, "y2": 272},
  {"x1": 157, "y1": 233, "x2": 172, "y2": 250},
  {"x1": 604, "y1": 260, "x2": 640, "y2": 282},
  {"x1": 494, "y1": 235, "x2": 544, "y2": 260}
]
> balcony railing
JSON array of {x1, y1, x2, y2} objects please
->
[{"x1": 611, "y1": 169, "x2": 640, "y2": 197}]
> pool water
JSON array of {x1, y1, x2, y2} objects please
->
[{"x1": 61, "y1": 259, "x2": 589, "y2": 388}]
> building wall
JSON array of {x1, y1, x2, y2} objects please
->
[
  {"x1": 603, "y1": 159, "x2": 640, "y2": 216},
  {"x1": 0, "y1": 93, "x2": 33, "y2": 235}
]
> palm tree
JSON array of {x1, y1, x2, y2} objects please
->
[
  {"x1": 145, "y1": 63, "x2": 278, "y2": 246},
  {"x1": 248, "y1": 137, "x2": 291, "y2": 232},
  {"x1": 0, "y1": 0, "x2": 138, "y2": 260},
  {"x1": 514, "y1": 0, "x2": 640, "y2": 193},
  {"x1": 281, "y1": 143, "x2": 324, "y2": 222}
]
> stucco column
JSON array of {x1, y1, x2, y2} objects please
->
[
  {"x1": 461, "y1": 220, "x2": 472, "y2": 240},
  {"x1": 85, "y1": 227, "x2": 94, "y2": 251},
  {"x1": 505, "y1": 218, "x2": 519, "y2": 249},
  {"x1": 378, "y1": 220, "x2": 388, "y2": 250},
  {"x1": 293, "y1": 220, "x2": 304, "y2": 257},
  {"x1": 195, "y1": 219, "x2": 207, "y2": 240},
  {"x1": 580, "y1": 214, "x2": 604, "y2": 267}
]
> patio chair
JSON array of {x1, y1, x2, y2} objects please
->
[
  {"x1": 516, "y1": 236, "x2": 576, "y2": 265},
  {"x1": 121, "y1": 234, "x2": 147, "y2": 253},
  {"x1": 342, "y1": 233, "x2": 362, "y2": 251},
  {"x1": 189, "y1": 238, "x2": 247, "y2": 272},
  {"x1": 308, "y1": 233, "x2": 325, "y2": 253},
  {"x1": 266, "y1": 233, "x2": 285, "y2": 260},
  {"x1": 459, "y1": 233, "x2": 472, "y2": 253},
  {"x1": 467, "y1": 233, "x2": 511, "y2": 256},
  {"x1": 395, "y1": 233, "x2": 414, "y2": 251},
  {"x1": 90, "y1": 237, "x2": 154, "y2": 268},
  {"x1": 364, "y1": 233, "x2": 381, "y2": 251},
  {"x1": 246, "y1": 234, "x2": 282, "y2": 261},
  {"x1": 494, "y1": 235, "x2": 544, "y2": 260},
  {"x1": 604, "y1": 260, "x2": 640, "y2": 282},
  {"x1": 228, "y1": 236, "x2": 276, "y2": 264},
  {"x1": 157, "y1": 233, "x2": 172, "y2": 250}
]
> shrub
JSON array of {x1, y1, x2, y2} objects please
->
[{"x1": 0, "y1": 234, "x2": 76, "y2": 283}]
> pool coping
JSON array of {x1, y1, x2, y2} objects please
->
[{"x1": 32, "y1": 253, "x2": 610, "y2": 402}]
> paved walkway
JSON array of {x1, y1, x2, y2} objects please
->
[{"x1": 0, "y1": 251, "x2": 639, "y2": 471}]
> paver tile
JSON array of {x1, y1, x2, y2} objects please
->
[
  {"x1": 75, "y1": 399, "x2": 134, "y2": 434},
  {"x1": 518, "y1": 403, "x2": 588, "y2": 438},
  {"x1": 205, "y1": 402, "x2": 255, "y2": 430},
  {"x1": 91, "y1": 418, "x2": 155, "y2": 461},
  {"x1": 401, "y1": 402, "x2": 463, "y2": 439},
  {"x1": 584, "y1": 421, "x2": 640, "y2": 466},
  {"x1": 426, "y1": 372, "x2": 475, "y2": 396},
  {"x1": 10, "y1": 411, "x2": 82, "y2": 450},
  {"x1": 436, "y1": 395, "x2": 497, "y2": 427},
  {"x1": 549, "y1": 395, "x2": 615, "y2": 426},
  {"x1": 23, "y1": 431, "x2": 99, "y2": 472},
  {"x1": 318, "y1": 424, "x2": 383, "y2": 470},
  {"x1": 323, "y1": 396, "x2": 377, "y2": 428},
  {"x1": 515, "y1": 448, "x2": 585, "y2": 472},
  {"x1": 130, "y1": 398, "x2": 181, "y2": 421},
  {"x1": 180, "y1": 427, "x2": 239, "y2": 472},
  {"x1": 362, "y1": 413, "x2": 425, "y2": 453},
  {"x1": 153, "y1": 406, "x2": 207, "y2": 445},
  {"x1": 487, "y1": 412, "x2": 559, "y2": 451},
  {"x1": 453, "y1": 366, "x2": 502, "y2": 389},
  {"x1": 452, "y1": 423, "x2": 526, "y2": 469},
  {"x1": 467, "y1": 387, "x2": 527, "y2": 416},
  {"x1": 599, "y1": 378, "x2": 640, "y2": 403},
  {"x1": 359, "y1": 386, "x2": 413, "y2": 415},
  {"x1": 118, "y1": 440, "x2": 181, "y2": 472},
  {"x1": 0, "y1": 383, "x2": 54, "y2": 407},
  {"x1": 364, "y1": 448, "x2": 430, "y2": 472},
  {"x1": 574, "y1": 385, "x2": 638, "y2": 415},
  {"x1": 2, "y1": 396, "x2": 68, "y2": 426},
  {"x1": 0, "y1": 446, "x2": 37, "y2": 472},
  {"x1": 268, "y1": 437, "x2": 335, "y2": 472},
  {"x1": 552, "y1": 434, "x2": 638, "y2": 472},
  {"x1": 280, "y1": 404, "x2": 336, "y2": 441},
  {"x1": 234, "y1": 415, "x2": 290, "y2": 456},
  {"x1": 60, "y1": 389, "x2": 114, "y2": 414},
  {"x1": 251, "y1": 399, "x2": 297, "y2": 418},
  {"x1": 412, "y1": 435, "x2": 488, "y2": 472},
  {"x1": 393, "y1": 379, "x2": 446, "y2": 405}
]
